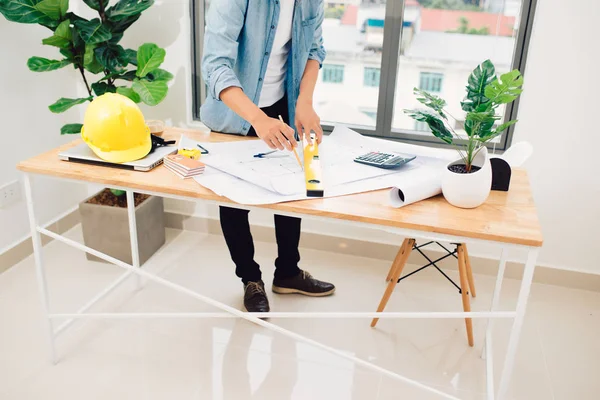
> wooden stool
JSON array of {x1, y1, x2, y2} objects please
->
[{"x1": 371, "y1": 239, "x2": 476, "y2": 347}]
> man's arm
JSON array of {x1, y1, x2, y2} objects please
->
[
  {"x1": 295, "y1": 2, "x2": 327, "y2": 143},
  {"x1": 220, "y1": 87, "x2": 296, "y2": 150},
  {"x1": 295, "y1": 60, "x2": 323, "y2": 143},
  {"x1": 201, "y1": 0, "x2": 295, "y2": 150}
]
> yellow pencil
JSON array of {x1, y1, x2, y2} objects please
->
[{"x1": 278, "y1": 115, "x2": 303, "y2": 170}]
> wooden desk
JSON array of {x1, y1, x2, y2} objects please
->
[
  {"x1": 17, "y1": 127, "x2": 543, "y2": 400},
  {"x1": 18, "y1": 127, "x2": 542, "y2": 247}
]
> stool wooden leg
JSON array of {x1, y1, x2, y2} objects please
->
[
  {"x1": 463, "y1": 243, "x2": 476, "y2": 298},
  {"x1": 385, "y1": 240, "x2": 408, "y2": 282},
  {"x1": 371, "y1": 238, "x2": 415, "y2": 328},
  {"x1": 457, "y1": 244, "x2": 474, "y2": 347}
]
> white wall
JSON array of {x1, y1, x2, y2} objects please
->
[
  {"x1": 509, "y1": 0, "x2": 599, "y2": 272},
  {"x1": 63, "y1": 0, "x2": 598, "y2": 274},
  {"x1": 0, "y1": 21, "x2": 88, "y2": 252}
]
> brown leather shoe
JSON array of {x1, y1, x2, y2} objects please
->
[
  {"x1": 243, "y1": 280, "x2": 270, "y2": 312},
  {"x1": 272, "y1": 270, "x2": 335, "y2": 297}
]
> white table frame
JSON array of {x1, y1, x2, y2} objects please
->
[{"x1": 23, "y1": 172, "x2": 539, "y2": 400}]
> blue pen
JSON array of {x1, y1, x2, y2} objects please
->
[
  {"x1": 253, "y1": 150, "x2": 278, "y2": 158},
  {"x1": 196, "y1": 144, "x2": 209, "y2": 154}
]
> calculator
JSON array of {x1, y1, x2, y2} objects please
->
[{"x1": 354, "y1": 151, "x2": 417, "y2": 169}]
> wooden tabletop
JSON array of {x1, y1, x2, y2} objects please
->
[{"x1": 17, "y1": 127, "x2": 543, "y2": 247}]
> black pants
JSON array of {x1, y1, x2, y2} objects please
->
[{"x1": 220, "y1": 96, "x2": 301, "y2": 284}]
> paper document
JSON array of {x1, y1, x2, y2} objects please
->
[{"x1": 180, "y1": 126, "x2": 455, "y2": 207}]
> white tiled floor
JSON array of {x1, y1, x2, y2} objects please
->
[{"x1": 1, "y1": 227, "x2": 599, "y2": 399}]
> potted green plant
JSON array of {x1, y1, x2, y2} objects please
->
[
  {"x1": 404, "y1": 59, "x2": 524, "y2": 208},
  {"x1": 1, "y1": 0, "x2": 173, "y2": 263}
]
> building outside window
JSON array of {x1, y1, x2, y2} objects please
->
[
  {"x1": 364, "y1": 67, "x2": 381, "y2": 87},
  {"x1": 322, "y1": 64, "x2": 345, "y2": 84}
]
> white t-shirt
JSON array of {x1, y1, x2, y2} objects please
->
[{"x1": 258, "y1": 1, "x2": 294, "y2": 108}]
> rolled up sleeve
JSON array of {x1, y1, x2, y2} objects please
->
[
  {"x1": 201, "y1": 0, "x2": 246, "y2": 100},
  {"x1": 308, "y1": 1, "x2": 327, "y2": 67}
]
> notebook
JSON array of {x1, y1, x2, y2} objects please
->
[{"x1": 164, "y1": 154, "x2": 205, "y2": 178}]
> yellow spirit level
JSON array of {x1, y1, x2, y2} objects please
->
[
  {"x1": 303, "y1": 133, "x2": 324, "y2": 197},
  {"x1": 177, "y1": 148, "x2": 201, "y2": 160}
]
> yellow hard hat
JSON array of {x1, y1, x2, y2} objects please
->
[{"x1": 81, "y1": 93, "x2": 151, "y2": 163}]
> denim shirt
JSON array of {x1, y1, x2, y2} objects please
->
[{"x1": 200, "y1": 0, "x2": 326, "y2": 135}]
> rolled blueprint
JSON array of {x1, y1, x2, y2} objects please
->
[{"x1": 388, "y1": 173, "x2": 443, "y2": 208}]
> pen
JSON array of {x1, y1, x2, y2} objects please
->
[
  {"x1": 196, "y1": 144, "x2": 209, "y2": 154},
  {"x1": 253, "y1": 150, "x2": 278, "y2": 158},
  {"x1": 278, "y1": 115, "x2": 303, "y2": 170}
]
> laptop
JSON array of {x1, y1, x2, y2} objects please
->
[{"x1": 59, "y1": 142, "x2": 177, "y2": 172}]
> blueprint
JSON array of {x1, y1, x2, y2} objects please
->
[{"x1": 178, "y1": 126, "x2": 455, "y2": 206}]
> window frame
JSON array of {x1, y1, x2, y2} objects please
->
[{"x1": 191, "y1": 0, "x2": 538, "y2": 151}]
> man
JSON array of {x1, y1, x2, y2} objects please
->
[{"x1": 200, "y1": 0, "x2": 335, "y2": 313}]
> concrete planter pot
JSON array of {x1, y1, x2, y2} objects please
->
[{"x1": 79, "y1": 192, "x2": 165, "y2": 265}]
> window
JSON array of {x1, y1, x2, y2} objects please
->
[
  {"x1": 419, "y1": 72, "x2": 443, "y2": 93},
  {"x1": 364, "y1": 67, "x2": 381, "y2": 87},
  {"x1": 322, "y1": 64, "x2": 345, "y2": 84},
  {"x1": 191, "y1": 0, "x2": 537, "y2": 150}
]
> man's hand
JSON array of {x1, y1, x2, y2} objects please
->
[
  {"x1": 251, "y1": 112, "x2": 297, "y2": 151},
  {"x1": 295, "y1": 97, "x2": 323, "y2": 144}
]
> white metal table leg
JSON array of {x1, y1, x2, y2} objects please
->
[
  {"x1": 23, "y1": 173, "x2": 57, "y2": 364},
  {"x1": 497, "y1": 248, "x2": 539, "y2": 400},
  {"x1": 482, "y1": 247, "x2": 509, "y2": 359},
  {"x1": 482, "y1": 246, "x2": 508, "y2": 400},
  {"x1": 126, "y1": 190, "x2": 142, "y2": 290}
]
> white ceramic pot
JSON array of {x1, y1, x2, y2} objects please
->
[{"x1": 442, "y1": 146, "x2": 492, "y2": 209}]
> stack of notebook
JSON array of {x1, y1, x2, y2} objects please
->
[{"x1": 164, "y1": 154, "x2": 205, "y2": 178}]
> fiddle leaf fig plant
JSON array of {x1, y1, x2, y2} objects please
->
[
  {"x1": 0, "y1": 0, "x2": 173, "y2": 135},
  {"x1": 404, "y1": 59, "x2": 523, "y2": 172}
]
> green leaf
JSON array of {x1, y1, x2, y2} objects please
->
[
  {"x1": 61, "y1": 123, "x2": 83, "y2": 134},
  {"x1": 116, "y1": 86, "x2": 140, "y2": 103},
  {"x1": 27, "y1": 56, "x2": 71, "y2": 72},
  {"x1": 106, "y1": 0, "x2": 153, "y2": 21},
  {"x1": 82, "y1": 0, "x2": 102, "y2": 10},
  {"x1": 109, "y1": 32, "x2": 123, "y2": 43},
  {"x1": 91, "y1": 82, "x2": 117, "y2": 96},
  {"x1": 484, "y1": 69, "x2": 524, "y2": 104},
  {"x1": 94, "y1": 43, "x2": 128, "y2": 72},
  {"x1": 105, "y1": 13, "x2": 140, "y2": 33},
  {"x1": 132, "y1": 78, "x2": 167, "y2": 106},
  {"x1": 461, "y1": 59, "x2": 496, "y2": 112},
  {"x1": 83, "y1": 44, "x2": 104, "y2": 74},
  {"x1": 110, "y1": 189, "x2": 125, "y2": 197},
  {"x1": 98, "y1": 70, "x2": 136, "y2": 82},
  {"x1": 465, "y1": 110, "x2": 498, "y2": 138},
  {"x1": 124, "y1": 49, "x2": 137, "y2": 65},
  {"x1": 42, "y1": 19, "x2": 72, "y2": 48},
  {"x1": 48, "y1": 97, "x2": 92, "y2": 113},
  {"x1": 413, "y1": 87, "x2": 446, "y2": 118},
  {"x1": 466, "y1": 111, "x2": 501, "y2": 123},
  {"x1": 59, "y1": 47, "x2": 74, "y2": 61},
  {"x1": 487, "y1": 119, "x2": 518, "y2": 140},
  {"x1": 136, "y1": 43, "x2": 165, "y2": 78},
  {"x1": 34, "y1": 0, "x2": 67, "y2": 20},
  {"x1": 148, "y1": 68, "x2": 173, "y2": 82},
  {"x1": 404, "y1": 109, "x2": 453, "y2": 144},
  {"x1": 73, "y1": 18, "x2": 112, "y2": 44},
  {"x1": 119, "y1": 70, "x2": 137, "y2": 81},
  {"x1": 0, "y1": 0, "x2": 56, "y2": 25}
]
